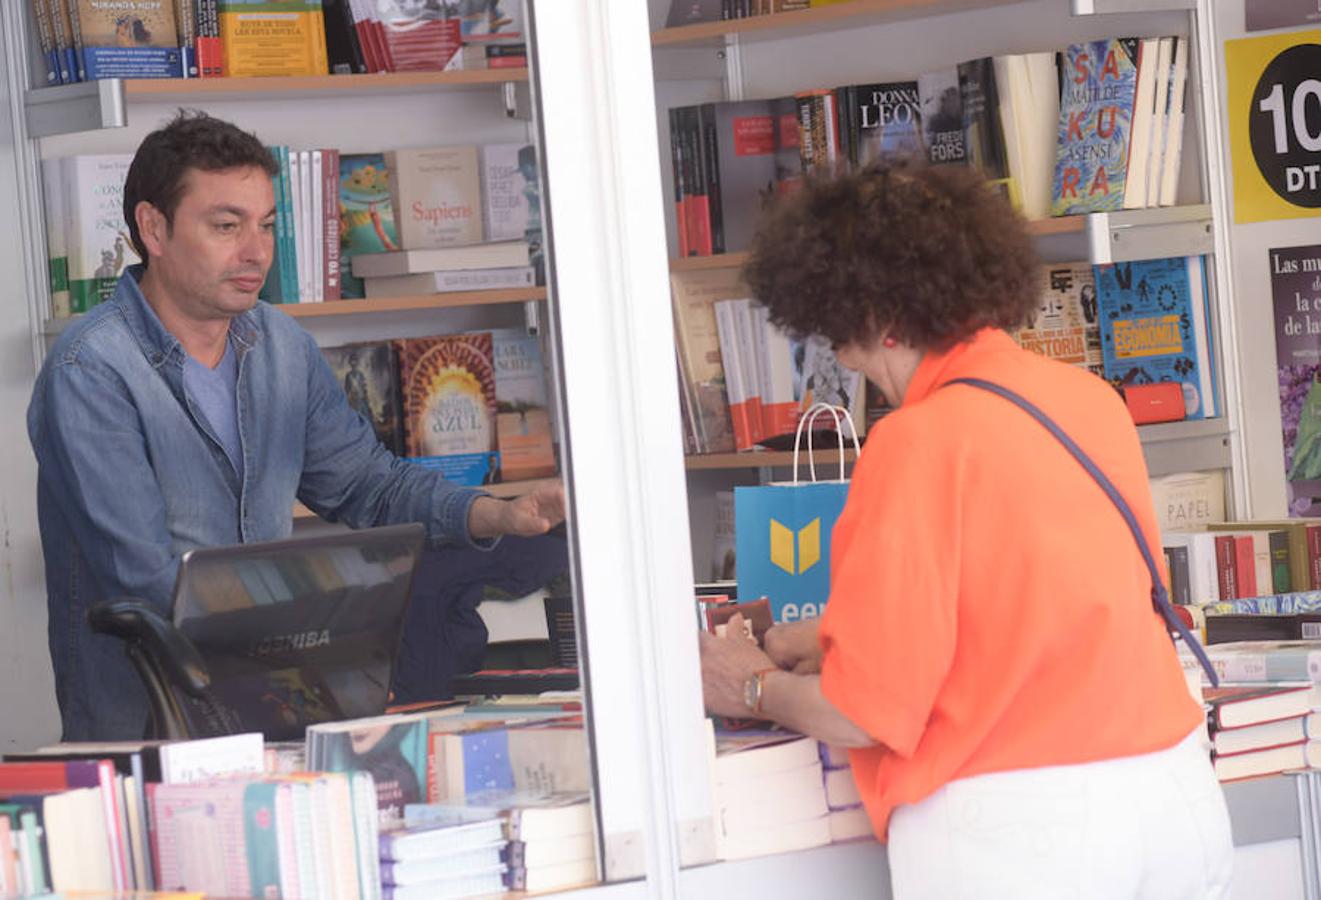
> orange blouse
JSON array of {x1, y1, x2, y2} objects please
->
[{"x1": 818, "y1": 328, "x2": 1202, "y2": 839}]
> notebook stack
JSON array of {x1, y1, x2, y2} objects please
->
[
  {"x1": 407, "y1": 792, "x2": 597, "y2": 892},
  {"x1": 379, "y1": 812, "x2": 507, "y2": 900}
]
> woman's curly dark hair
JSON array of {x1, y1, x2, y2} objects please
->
[{"x1": 742, "y1": 159, "x2": 1040, "y2": 352}]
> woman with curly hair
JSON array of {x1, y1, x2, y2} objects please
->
[{"x1": 698, "y1": 160, "x2": 1231, "y2": 898}]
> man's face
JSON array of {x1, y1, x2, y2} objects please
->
[{"x1": 146, "y1": 165, "x2": 276, "y2": 320}]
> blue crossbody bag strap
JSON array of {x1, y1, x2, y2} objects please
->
[{"x1": 945, "y1": 377, "x2": 1219, "y2": 687}]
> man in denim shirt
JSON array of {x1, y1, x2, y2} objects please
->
[{"x1": 27, "y1": 113, "x2": 565, "y2": 740}]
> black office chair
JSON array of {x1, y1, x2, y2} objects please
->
[{"x1": 89, "y1": 598, "x2": 226, "y2": 739}]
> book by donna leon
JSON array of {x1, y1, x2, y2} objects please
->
[
  {"x1": 394, "y1": 333, "x2": 499, "y2": 486},
  {"x1": 69, "y1": 0, "x2": 183, "y2": 79}
]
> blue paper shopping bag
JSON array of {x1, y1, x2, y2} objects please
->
[{"x1": 734, "y1": 403, "x2": 858, "y2": 622}]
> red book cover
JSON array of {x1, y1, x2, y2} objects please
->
[
  {"x1": 1308, "y1": 525, "x2": 1321, "y2": 589},
  {"x1": 0, "y1": 759, "x2": 102, "y2": 793},
  {"x1": 1204, "y1": 684, "x2": 1312, "y2": 730},
  {"x1": 1214, "y1": 534, "x2": 1237, "y2": 601},
  {"x1": 349, "y1": 2, "x2": 380, "y2": 71},
  {"x1": 1234, "y1": 535, "x2": 1257, "y2": 599}
]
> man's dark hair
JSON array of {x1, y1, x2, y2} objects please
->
[
  {"x1": 742, "y1": 158, "x2": 1040, "y2": 352},
  {"x1": 122, "y1": 110, "x2": 278, "y2": 264}
]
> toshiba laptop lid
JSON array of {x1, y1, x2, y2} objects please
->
[{"x1": 171, "y1": 523, "x2": 426, "y2": 740}]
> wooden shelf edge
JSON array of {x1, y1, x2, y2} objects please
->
[
  {"x1": 123, "y1": 69, "x2": 526, "y2": 97},
  {"x1": 652, "y1": 0, "x2": 1017, "y2": 46},
  {"x1": 685, "y1": 449, "x2": 858, "y2": 470},
  {"x1": 669, "y1": 217, "x2": 1088, "y2": 271},
  {"x1": 279, "y1": 287, "x2": 547, "y2": 318}
]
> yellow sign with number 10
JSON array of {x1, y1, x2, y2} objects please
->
[{"x1": 1225, "y1": 30, "x2": 1321, "y2": 224}]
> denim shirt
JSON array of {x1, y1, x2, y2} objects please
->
[{"x1": 28, "y1": 266, "x2": 488, "y2": 741}]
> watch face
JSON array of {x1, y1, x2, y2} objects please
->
[{"x1": 743, "y1": 674, "x2": 759, "y2": 712}]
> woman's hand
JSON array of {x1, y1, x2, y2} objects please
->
[
  {"x1": 699, "y1": 613, "x2": 777, "y2": 719},
  {"x1": 763, "y1": 618, "x2": 823, "y2": 674}
]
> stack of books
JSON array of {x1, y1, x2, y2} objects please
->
[
  {"x1": 1165, "y1": 520, "x2": 1321, "y2": 606},
  {"x1": 379, "y1": 810, "x2": 507, "y2": 900},
  {"x1": 1206, "y1": 681, "x2": 1321, "y2": 782},
  {"x1": 710, "y1": 726, "x2": 831, "y2": 860},
  {"x1": 407, "y1": 792, "x2": 597, "y2": 893},
  {"x1": 1201, "y1": 641, "x2": 1321, "y2": 782}
]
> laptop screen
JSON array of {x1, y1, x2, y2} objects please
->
[{"x1": 171, "y1": 523, "x2": 426, "y2": 740}]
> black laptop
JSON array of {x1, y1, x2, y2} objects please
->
[{"x1": 170, "y1": 523, "x2": 425, "y2": 740}]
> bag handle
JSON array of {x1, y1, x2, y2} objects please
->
[
  {"x1": 946, "y1": 377, "x2": 1219, "y2": 688},
  {"x1": 792, "y1": 402, "x2": 862, "y2": 484}
]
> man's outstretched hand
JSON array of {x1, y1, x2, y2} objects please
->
[{"x1": 468, "y1": 481, "x2": 566, "y2": 539}]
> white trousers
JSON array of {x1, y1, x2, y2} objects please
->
[{"x1": 888, "y1": 729, "x2": 1233, "y2": 899}]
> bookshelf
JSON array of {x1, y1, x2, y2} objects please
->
[
  {"x1": 279, "y1": 288, "x2": 547, "y2": 318},
  {"x1": 684, "y1": 448, "x2": 858, "y2": 470},
  {"x1": 651, "y1": 0, "x2": 1021, "y2": 46},
  {"x1": 24, "y1": 70, "x2": 527, "y2": 138},
  {"x1": 38, "y1": 288, "x2": 546, "y2": 335}
]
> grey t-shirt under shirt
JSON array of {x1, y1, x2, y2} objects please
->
[{"x1": 183, "y1": 339, "x2": 243, "y2": 481}]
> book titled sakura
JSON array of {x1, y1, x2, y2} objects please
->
[{"x1": 1051, "y1": 38, "x2": 1140, "y2": 216}]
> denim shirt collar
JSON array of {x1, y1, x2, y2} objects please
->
[{"x1": 112, "y1": 264, "x2": 262, "y2": 368}]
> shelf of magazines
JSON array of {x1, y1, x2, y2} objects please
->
[{"x1": 21, "y1": 69, "x2": 528, "y2": 139}]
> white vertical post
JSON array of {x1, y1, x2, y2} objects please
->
[{"x1": 527, "y1": 0, "x2": 716, "y2": 891}]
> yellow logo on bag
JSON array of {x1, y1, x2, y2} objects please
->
[{"x1": 770, "y1": 518, "x2": 821, "y2": 575}]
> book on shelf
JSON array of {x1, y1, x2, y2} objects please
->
[
  {"x1": 39, "y1": 158, "x2": 70, "y2": 319},
  {"x1": 323, "y1": 0, "x2": 366, "y2": 73},
  {"x1": 671, "y1": 267, "x2": 743, "y2": 453},
  {"x1": 379, "y1": 814, "x2": 504, "y2": 864},
  {"x1": 217, "y1": 0, "x2": 328, "y2": 77},
  {"x1": 386, "y1": 145, "x2": 484, "y2": 250},
  {"x1": 1203, "y1": 641, "x2": 1321, "y2": 684},
  {"x1": 1207, "y1": 520, "x2": 1321, "y2": 594},
  {"x1": 1213, "y1": 739, "x2": 1321, "y2": 782},
  {"x1": 1052, "y1": 38, "x2": 1140, "y2": 215},
  {"x1": 1095, "y1": 255, "x2": 1217, "y2": 420},
  {"x1": 405, "y1": 790, "x2": 594, "y2": 843},
  {"x1": 444, "y1": 41, "x2": 527, "y2": 70},
  {"x1": 491, "y1": 329, "x2": 557, "y2": 483},
  {"x1": 1213, "y1": 711, "x2": 1321, "y2": 757},
  {"x1": 426, "y1": 719, "x2": 590, "y2": 804},
  {"x1": 1207, "y1": 613, "x2": 1321, "y2": 645},
  {"x1": 321, "y1": 340, "x2": 405, "y2": 455},
  {"x1": 1205, "y1": 683, "x2": 1317, "y2": 730},
  {"x1": 376, "y1": 0, "x2": 462, "y2": 71},
  {"x1": 362, "y1": 265, "x2": 536, "y2": 297},
  {"x1": 1013, "y1": 262, "x2": 1104, "y2": 378},
  {"x1": 917, "y1": 67, "x2": 966, "y2": 166},
  {"x1": 479, "y1": 143, "x2": 540, "y2": 250},
  {"x1": 958, "y1": 56, "x2": 1017, "y2": 207},
  {"x1": 66, "y1": 0, "x2": 184, "y2": 80},
  {"x1": 838, "y1": 80, "x2": 923, "y2": 170},
  {"x1": 394, "y1": 332, "x2": 499, "y2": 486},
  {"x1": 1152, "y1": 470, "x2": 1227, "y2": 533},
  {"x1": 351, "y1": 240, "x2": 530, "y2": 278},
  {"x1": 306, "y1": 713, "x2": 431, "y2": 824},
  {"x1": 57, "y1": 155, "x2": 137, "y2": 315},
  {"x1": 340, "y1": 152, "x2": 401, "y2": 299},
  {"x1": 991, "y1": 52, "x2": 1058, "y2": 221}
]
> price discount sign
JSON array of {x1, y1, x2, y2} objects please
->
[{"x1": 1227, "y1": 31, "x2": 1321, "y2": 224}]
